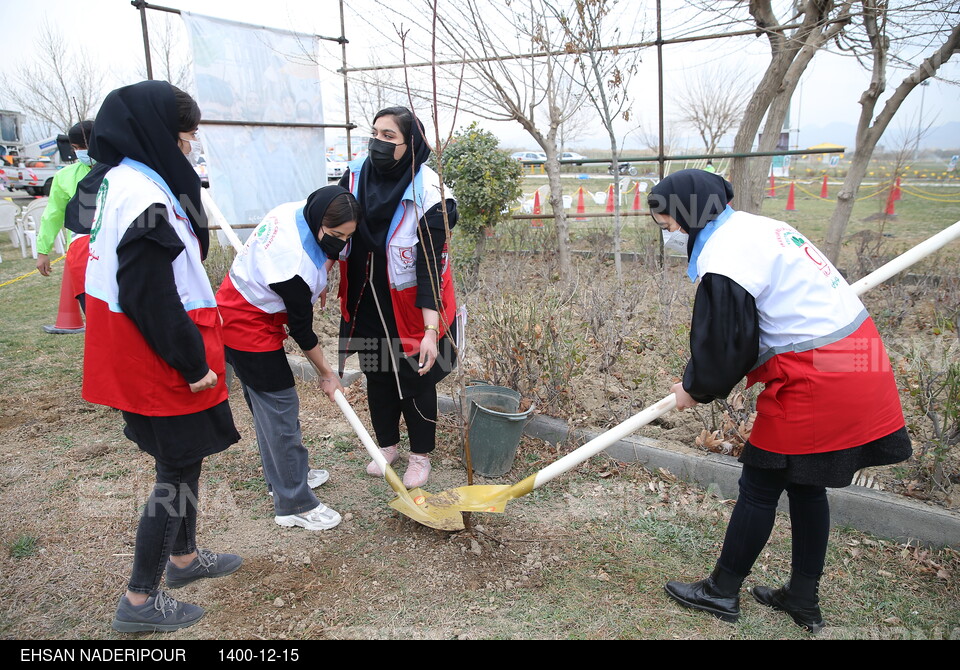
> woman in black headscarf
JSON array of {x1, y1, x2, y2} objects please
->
[
  {"x1": 649, "y1": 169, "x2": 910, "y2": 633},
  {"x1": 337, "y1": 106, "x2": 458, "y2": 489},
  {"x1": 216, "y1": 185, "x2": 360, "y2": 532},
  {"x1": 79, "y1": 81, "x2": 242, "y2": 633}
]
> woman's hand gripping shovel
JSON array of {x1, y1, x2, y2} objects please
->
[
  {"x1": 426, "y1": 219, "x2": 960, "y2": 517},
  {"x1": 333, "y1": 390, "x2": 466, "y2": 531}
]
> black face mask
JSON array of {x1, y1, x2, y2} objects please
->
[
  {"x1": 319, "y1": 233, "x2": 348, "y2": 260},
  {"x1": 368, "y1": 137, "x2": 404, "y2": 172}
]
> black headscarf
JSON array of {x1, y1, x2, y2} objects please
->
[
  {"x1": 66, "y1": 80, "x2": 208, "y2": 257},
  {"x1": 303, "y1": 184, "x2": 351, "y2": 238},
  {"x1": 356, "y1": 108, "x2": 432, "y2": 251},
  {"x1": 648, "y1": 169, "x2": 734, "y2": 257}
]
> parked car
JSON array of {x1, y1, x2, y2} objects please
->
[
  {"x1": 560, "y1": 151, "x2": 586, "y2": 165},
  {"x1": 326, "y1": 155, "x2": 348, "y2": 181},
  {"x1": 510, "y1": 151, "x2": 546, "y2": 163}
]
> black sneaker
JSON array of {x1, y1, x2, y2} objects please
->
[
  {"x1": 111, "y1": 590, "x2": 204, "y2": 633},
  {"x1": 165, "y1": 548, "x2": 243, "y2": 589}
]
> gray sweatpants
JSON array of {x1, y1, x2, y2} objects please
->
[{"x1": 240, "y1": 383, "x2": 319, "y2": 516}]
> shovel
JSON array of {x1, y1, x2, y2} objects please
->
[
  {"x1": 426, "y1": 219, "x2": 960, "y2": 516},
  {"x1": 333, "y1": 390, "x2": 466, "y2": 531}
]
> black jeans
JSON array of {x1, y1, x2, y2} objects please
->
[
  {"x1": 365, "y1": 371, "x2": 438, "y2": 454},
  {"x1": 718, "y1": 464, "x2": 830, "y2": 580},
  {"x1": 126, "y1": 459, "x2": 202, "y2": 595}
]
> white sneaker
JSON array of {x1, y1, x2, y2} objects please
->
[
  {"x1": 307, "y1": 469, "x2": 329, "y2": 488},
  {"x1": 366, "y1": 445, "x2": 399, "y2": 477},
  {"x1": 275, "y1": 503, "x2": 342, "y2": 531},
  {"x1": 269, "y1": 468, "x2": 329, "y2": 497},
  {"x1": 403, "y1": 453, "x2": 431, "y2": 489}
]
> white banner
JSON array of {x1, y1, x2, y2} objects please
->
[{"x1": 182, "y1": 12, "x2": 326, "y2": 233}]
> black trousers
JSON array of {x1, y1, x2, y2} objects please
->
[
  {"x1": 365, "y1": 370, "x2": 438, "y2": 454},
  {"x1": 717, "y1": 463, "x2": 830, "y2": 580}
]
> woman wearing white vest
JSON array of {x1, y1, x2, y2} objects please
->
[
  {"x1": 80, "y1": 81, "x2": 242, "y2": 633},
  {"x1": 216, "y1": 186, "x2": 359, "y2": 531},
  {"x1": 650, "y1": 170, "x2": 910, "y2": 633},
  {"x1": 337, "y1": 107, "x2": 458, "y2": 489}
]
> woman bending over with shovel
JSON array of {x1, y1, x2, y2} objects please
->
[
  {"x1": 651, "y1": 169, "x2": 910, "y2": 633},
  {"x1": 216, "y1": 186, "x2": 359, "y2": 531}
]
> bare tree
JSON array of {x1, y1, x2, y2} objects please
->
[
  {"x1": 0, "y1": 21, "x2": 106, "y2": 139},
  {"x1": 721, "y1": 0, "x2": 856, "y2": 213},
  {"x1": 373, "y1": 0, "x2": 589, "y2": 282},
  {"x1": 550, "y1": 0, "x2": 644, "y2": 281},
  {"x1": 674, "y1": 66, "x2": 751, "y2": 153},
  {"x1": 137, "y1": 13, "x2": 194, "y2": 90},
  {"x1": 822, "y1": 2, "x2": 960, "y2": 263}
]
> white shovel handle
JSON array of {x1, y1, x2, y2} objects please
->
[
  {"x1": 333, "y1": 389, "x2": 388, "y2": 470},
  {"x1": 201, "y1": 188, "x2": 244, "y2": 253},
  {"x1": 529, "y1": 219, "x2": 960, "y2": 491}
]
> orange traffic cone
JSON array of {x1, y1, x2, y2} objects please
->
[
  {"x1": 605, "y1": 183, "x2": 614, "y2": 213},
  {"x1": 885, "y1": 188, "x2": 897, "y2": 216},
  {"x1": 43, "y1": 265, "x2": 84, "y2": 334},
  {"x1": 893, "y1": 176, "x2": 902, "y2": 201},
  {"x1": 785, "y1": 182, "x2": 796, "y2": 211},
  {"x1": 632, "y1": 185, "x2": 641, "y2": 211},
  {"x1": 768, "y1": 175, "x2": 776, "y2": 197},
  {"x1": 532, "y1": 190, "x2": 543, "y2": 228},
  {"x1": 576, "y1": 187, "x2": 587, "y2": 222},
  {"x1": 820, "y1": 174, "x2": 829, "y2": 198}
]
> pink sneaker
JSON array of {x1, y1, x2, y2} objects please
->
[
  {"x1": 366, "y1": 445, "x2": 399, "y2": 477},
  {"x1": 403, "y1": 453, "x2": 431, "y2": 489}
]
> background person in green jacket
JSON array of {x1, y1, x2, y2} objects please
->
[
  {"x1": 36, "y1": 120, "x2": 95, "y2": 310},
  {"x1": 36, "y1": 120, "x2": 95, "y2": 273}
]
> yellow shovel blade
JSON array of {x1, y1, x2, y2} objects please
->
[
  {"x1": 410, "y1": 475, "x2": 538, "y2": 514},
  {"x1": 383, "y1": 467, "x2": 465, "y2": 531}
]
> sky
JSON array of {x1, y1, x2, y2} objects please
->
[{"x1": 2, "y1": 0, "x2": 958, "y2": 152}]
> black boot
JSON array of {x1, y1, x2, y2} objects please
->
[
  {"x1": 664, "y1": 565, "x2": 744, "y2": 623},
  {"x1": 751, "y1": 576, "x2": 825, "y2": 634}
]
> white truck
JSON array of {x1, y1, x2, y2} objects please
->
[{"x1": 0, "y1": 110, "x2": 71, "y2": 196}]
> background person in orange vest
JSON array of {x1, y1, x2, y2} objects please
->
[
  {"x1": 78, "y1": 81, "x2": 242, "y2": 633},
  {"x1": 650, "y1": 169, "x2": 910, "y2": 634},
  {"x1": 338, "y1": 106, "x2": 458, "y2": 489}
]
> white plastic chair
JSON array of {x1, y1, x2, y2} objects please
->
[
  {"x1": 618, "y1": 177, "x2": 632, "y2": 205},
  {"x1": 19, "y1": 197, "x2": 49, "y2": 259},
  {"x1": 0, "y1": 199, "x2": 25, "y2": 261}
]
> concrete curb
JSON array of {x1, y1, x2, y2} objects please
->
[{"x1": 286, "y1": 354, "x2": 958, "y2": 548}]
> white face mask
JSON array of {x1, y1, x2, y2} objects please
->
[
  {"x1": 184, "y1": 139, "x2": 203, "y2": 166},
  {"x1": 75, "y1": 149, "x2": 94, "y2": 166},
  {"x1": 662, "y1": 228, "x2": 688, "y2": 255}
]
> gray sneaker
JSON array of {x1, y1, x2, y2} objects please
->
[
  {"x1": 112, "y1": 590, "x2": 204, "y2": 633},
  {"x1": 165, "y1": 548, "x2": 243, "y2": 589}
]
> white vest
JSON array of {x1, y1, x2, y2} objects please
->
[
  {"x1": 695, "y1": 210, "x2": 867, "y2": 364},
  {"x1": 228, "y1": 200, "x2": 328, "y2": 313},
  {"x1": 85, "y1": 161, "x2": 216, "y2": 313}
]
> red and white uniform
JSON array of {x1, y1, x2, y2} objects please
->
[
  {"x1": 694, "y1": 211, "x2": 904, "y2": 455},
  {"x1": 216, "y1": 201, "x2": 328, "y2": 352},
  {"x1": 340, "y1": 162, "x2": 456, "y2": 356},
  {"x1": 83, "y1": 162, "x2": 227, "y2": 415}
]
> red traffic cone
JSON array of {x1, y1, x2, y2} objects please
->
[
  {"x1": 632, "y1": 185, "x2": 641, "y2": 211},
  {"x1": 43, "y1": 265, "x2": 84, "y2": 334},
  {"x1": 785, "y1": 182, "x2": 796, "y2": 211},
  {"x1": 820, "y1": 174, "x2": 829, "y2": 198},
  {"x1": 576, "y1": 186, "x2": 587, "y2": 221},
  {"x1": 893, "y1": 176, "x2": 902, "y2": 201},
  {"x1": 532, "y1": 189, "x2": 543, "y2": 228},
  {"x1": 605, "y1": 183, "x2": 614, "y2": 213},
  {"x1": 885, "y1": 188, "x2": 896, "y2": 216},
  {"x1": 768, "y1": 174, "x2": 776, "y2": 197}
]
